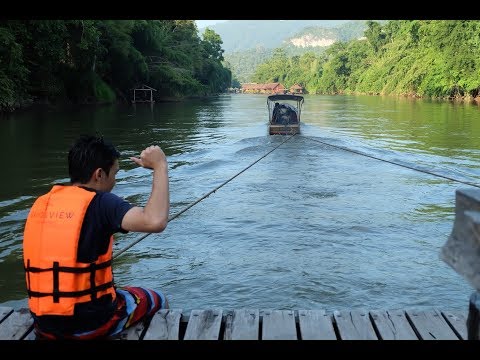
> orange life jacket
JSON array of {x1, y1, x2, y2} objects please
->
[{"x1": 23, "y1": 185, "x2": 116, "y2": 316}]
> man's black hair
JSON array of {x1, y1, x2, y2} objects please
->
[{"x1": 68, "y1": 135, "x2": 121, "y2": 184}]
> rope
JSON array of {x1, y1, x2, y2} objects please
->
[
  {"x1": 113, "y1": 133, "x2": 297, "y2": 260},
  {"x1": 303, "y1": 136, "x2": 480, "y2": 189}
]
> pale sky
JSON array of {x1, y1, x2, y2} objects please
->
[{"x1": 196, "y1": 20, "x2": 228, "y2": 28}]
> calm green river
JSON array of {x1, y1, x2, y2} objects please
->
[{"x1": 1, "y1": 94, "x2": 479, "y2": 312}]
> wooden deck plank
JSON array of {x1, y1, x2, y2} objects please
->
[
  {"x1": 406, "y1": 309, "x2": 460, "y2": 340},
  {"x1": 440, "y1": 310, "x2": 468, "y2": 340},
  {"x1": 224, "y1": 309, "x2": 259, "y2": 340},
  {"x1": 183, "y1": 309, "x2": 223, "y2": 340},
  {"x1": 262, "y1": 310, "x2": 297, "y2": 340},
  {"x1": 0, "y1": 306, "x2": 13, "y2": 324},
  {"x1": 370, "y1": 310, "x2": 418, "y2": 340},
  {"x1": 333, "y1": 310, "x2": 378, "y2": 340},
  {"x1": 23, "y1": 330, "x2": 37, "y2": 340},
  {"x1": 116, "y1": 322, "x2": 146, "y2": 340},
  {"x1": 0, "y1": 308, "x2": 33, "y2": 340},
  {"x1": 298, "y1": 310, "x2": 336, "y2": 340},
  {"x1": 143, "y1": 309, "x2": 182, "y2": 340}
]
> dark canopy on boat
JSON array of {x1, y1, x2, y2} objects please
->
[{"x1": 267, "y1": 94, "x2": 304, "y2": 102}]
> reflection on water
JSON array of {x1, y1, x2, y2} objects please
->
[{"x1": 1, "y1": 94, "x2": 479, "y2": 312}]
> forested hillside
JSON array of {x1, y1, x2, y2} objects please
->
[
  {"x1": 223, "y1": 20, "x2": 368, "y2": 83},
  {"x1": 223, "y1": 47, "x2": 273, "y2": 84},
  {"x1": 247, "y1": 20, "x2": 480, "y2": 100},
  {"x1": 0, "y1": 20, "x2": 231, "y2": 112}
]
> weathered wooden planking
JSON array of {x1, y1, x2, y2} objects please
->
[
  {"x1": 0, "y1": 308, "x2": 33, "y2": 340},
  {"x1": 224, "y1": 309, "x2": 259, "y2": 340},
  {"x1": 333, "y1": 310, "x2": 378, "y2": 340},
  {"x1": 440, "y1": 310, "x2": 468, "y2": 340},
  {"x1": 370, "y1": 310, "x2": 418, "y2": 340},
  {"x1": 116, "y1": 321, "x2": 146, "y2": 340},
  {"x1": 183, "y1": 309, "x2": 223, "y2": 340},
  {"x1": 23, "y1": 329, "x2": 37, "y2": 340},
  {"x1": 406, "y1": 309, "x2": 460, "y2": 340},
  {"x1": 0, "y1": 307, "x2": 468, "y2": 341},
  {"x1": 143, "y1": 309, "x2": 182, "y2": 340},
  {"x1": 262, "y1": 310, "x2": 297, "y2": 340},
  {"x1": 297, "y1": 310, "x2": 336, "y2": 340},
  {"x1": 0, "y1": 306, "x2": 13, "y2": 324}
]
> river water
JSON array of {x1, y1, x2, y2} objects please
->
[{"x1": 1, "y1": 94, "x2": 479, "y2": 313}]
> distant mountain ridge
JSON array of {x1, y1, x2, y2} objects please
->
[
  {"x1": 202, "y1": 20, "x2": 371, "y2": 83},
  {"x1": 198, "y1": 20, "x2": 355, "y2": 53}
]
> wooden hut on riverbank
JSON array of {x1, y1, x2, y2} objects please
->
[
  {"x1": 241, "y1": 83, "x2": 286, "y2": 94},
  {"x1": 132, "y1": 84, "x2": 157, "y2": 103}
]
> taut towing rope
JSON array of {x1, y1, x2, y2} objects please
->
[
  {"x1": 303, "y1": 135, "x2": 480, "y2": 189},
  {"x1": 113, "y1": 133, "x2": 297, "y2": 260}
]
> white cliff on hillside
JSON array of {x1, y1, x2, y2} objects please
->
[{"x1": 289, "y1": 34, "x2": 336, "y2": 48}]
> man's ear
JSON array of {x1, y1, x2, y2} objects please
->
[{"x1": 93, "y1": 168, "x2": 103, "y2": 181}]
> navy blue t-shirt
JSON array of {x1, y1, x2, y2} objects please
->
[
  {"x1": 77, "y1": 187, "x2": 133, "y2": 263},
  {"x1": 34, "y1": 186, "x2": 134, "y2": 334}
]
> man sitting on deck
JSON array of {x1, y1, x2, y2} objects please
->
[{"x1": 22, "y1": 135, "x2": 170, "y2": 339}]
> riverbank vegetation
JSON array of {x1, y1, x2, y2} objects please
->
[
  {"x1": 250, "y1": 20, "x2": 480, "y2": 102},
  {"x1": 2, "y1": 20, "x2": 480, "y2": 113},
  {"x1": 0, "y1": 20, "x2": 230, "y2": 112}
]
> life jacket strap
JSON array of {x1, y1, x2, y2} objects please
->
[
  {"x1": 27, "y1": 281, "x2": 114, "y2": 299},
  {"x1": 25, "y1": 259, "x2": 113, "y2": 302},
  {"x1": 24, "y1": 259, "x2": 112, "y2": 273}
]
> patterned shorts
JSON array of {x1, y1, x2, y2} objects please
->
[{"x1": 35, "y1": 286, "x2": 168, "y2": 340}]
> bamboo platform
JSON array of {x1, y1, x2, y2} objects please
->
[{"x1": 0, "y1": 306, "x2": 468, "y2": 340}]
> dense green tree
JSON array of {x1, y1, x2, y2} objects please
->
[
  {"x1": 364, "y1": 20, "x2": 387, "y2": 53},
  {"x1": 0, "y1": 22, "x2": 29, "y2": 110},
  {"x1": 202, "y1": 28, "x2": 225, "y2": 62}
]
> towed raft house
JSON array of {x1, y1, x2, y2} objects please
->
[{"x1": 267, "y1": 94, "x2": 304, "y2": 135}]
